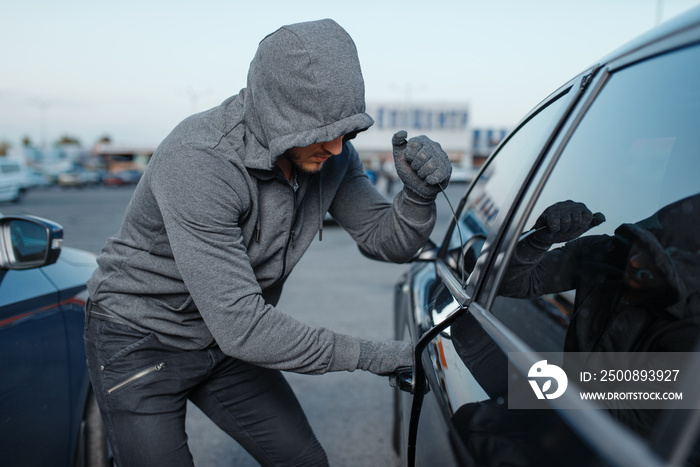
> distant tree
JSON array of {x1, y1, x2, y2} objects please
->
[
  {"x1": 97, "y1": 135, "x2": 112, "y2": 145},
  {"x1": 22, "y1": 136, "x2": 32, "y2": 146},
  {"x1": 0, "y1": 141, "x2": 9, "y2": 156},
  {"x1": 56, "y1": 135, "x2": 81, "y2": 146}
]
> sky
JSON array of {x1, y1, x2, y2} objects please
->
[{"x1": 2, "y1": 0, "x2": 700, "y2": 149}]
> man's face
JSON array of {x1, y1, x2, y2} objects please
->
[
  {"x1": 283, "y1": 136, "x2": 344, "y2": 174},
  {"x1": 622, "y1": 242, "x2": 668, "y2": 303}
]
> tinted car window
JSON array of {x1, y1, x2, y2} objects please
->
[
  {"x1": 446, "y1": 91, "x2": 572, "y2": 278},
  {"x1": 492, "y1": 43, "x2": 700, "y2": 453}
]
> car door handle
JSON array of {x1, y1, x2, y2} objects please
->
[{"x1": 391, "y1": 366, "x2": 415, "y2": 394}]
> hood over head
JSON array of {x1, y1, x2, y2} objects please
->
[
  {"x1": 615, "y1": 193, "x2": 700, "y2": 318},
  {"x1": 242, "y1": 18, "x2": 374, "y2": 170}
]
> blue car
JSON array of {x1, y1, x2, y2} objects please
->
[{"x1": 0, "y1": 215, "x2": 109, "y2": 466}]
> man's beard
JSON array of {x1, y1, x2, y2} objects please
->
[{"x1": 283, "y1": 149, "x2": 330, "y2": 174}]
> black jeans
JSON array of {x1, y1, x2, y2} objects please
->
[{"x1": 84, "y1": 309, "x2": 328, "y2": 467}]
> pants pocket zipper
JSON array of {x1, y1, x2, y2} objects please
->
[{"x1": 107, "y1": 361, "x2": 167, "y2": 395}]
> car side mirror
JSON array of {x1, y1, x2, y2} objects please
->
[{"x1": 0, "y1": 216, "x2": 63, "y2": 270}]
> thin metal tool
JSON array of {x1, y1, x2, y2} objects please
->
[{"x1": 519, "y1": 212, "x2": 606, "y2": 241}]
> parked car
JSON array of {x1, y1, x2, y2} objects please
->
[
  {"x1": 391, "y1": 7, "x2": 700, "y2": 467},
  {"x1": 58, "y1": 170, "x2": 83, "y2": 188},
  {"x1": 0, "y1": 159, "x2": 26, "y2": 203},
  {"x1": 23, "y1": 167, "x2": 53, "y2": 190},
  {"x1": 58, "y1": 169, "x2": 102, "y2": 188},
  {"x1": 0, "y1": 214, "x2": 109, "y2": 466},
  {"x1": 449, "y1": 163, "x2": 478, "y2": 184},
  {"x1": 102, "y1": 169, "x2": 142, "y2": 186}
]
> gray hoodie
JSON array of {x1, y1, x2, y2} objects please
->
[{"x1": 87, "y1": 19, "x2": 436, "y2": 375}]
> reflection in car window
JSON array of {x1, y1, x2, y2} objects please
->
[
  {"x1": 447, "y1": 91, "x2": 570, "y2": 277},
  {"x1": 492, "y1": 44, "x2": 700, "y2": 455}
]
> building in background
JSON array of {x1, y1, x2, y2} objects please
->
[
  {"x1": 4, "y1": 102, "x2": 509, "y2": 191},
  {"x1": 354, "y1": 102, "x2": 471, "y2": 167},
  {"x1": 355, "y1": 102, "x2": 508, "y2": 164},
  {"x1": 471, "y1": 127, "x2": 509, "y2": 167}
]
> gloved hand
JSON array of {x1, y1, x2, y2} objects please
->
[
  {"x1": 529, "y1": 200, "x2": 605, "y2": 249},
  {"x1": 357, "y1": 338, "x2": 414, "y2": 376},
  {"x1": 392, "y1": 130, "x2": 452, "y2": 202}
]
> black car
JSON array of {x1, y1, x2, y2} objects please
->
[
  {"x1": 0, "y1": 215, "x2": 109, "y2": 466},
  {"x1": 393, "y1": 6, "x2": 700, "y2": 467}
]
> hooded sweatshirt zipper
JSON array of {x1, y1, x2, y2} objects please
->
[
  {"x1": 255, "y1": 168, "x2": 322, "y2": 283},
  {"x1": 318, "y1": 174, "x2": 323, "y2": 241},
  {"x1": 281, "y1": 180, "x2": 299, "y2": 277}
]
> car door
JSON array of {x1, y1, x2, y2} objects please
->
[
  {"x1": 404, "y1": 33, "x2": 700, "y2": 467},
  {"x1": 0, "y1": 249, "x2": 74, "y2": 466}
]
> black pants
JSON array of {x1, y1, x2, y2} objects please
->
[{"x1": 84, "y1": 308, "x2": 328, "y2": 467}]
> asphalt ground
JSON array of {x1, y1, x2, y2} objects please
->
[{"x1": 0, "y1": 181, "x2": 465, "y2": 466}]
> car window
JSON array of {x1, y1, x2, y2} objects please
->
[
  {"x1": 0, "y1": 163, "x2": 21, "y2": 174},
  {"x1": 490, "y1": 43, "x2": 700, "y2": 455},
  {"x1": 445, "y1": 89, "x2": 572, "y2": 282}
]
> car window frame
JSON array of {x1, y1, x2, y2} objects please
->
[
  {"x1": 478, "y1": 67, "x2": 611, "y2": 312},
  {"x1": 437, "y1": 68, "x2": 598, "y2": 303}
]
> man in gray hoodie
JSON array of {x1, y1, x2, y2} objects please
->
[{"x1": 84, "y1": 18, "x2": 451, "y2": 466}]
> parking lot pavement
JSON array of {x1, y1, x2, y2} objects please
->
[{"x1": 0, "y1": 185, "x2": 135, "y2": 254}]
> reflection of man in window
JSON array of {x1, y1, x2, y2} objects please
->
[
  {"x1": 500, "y1": 195, "x2": 700, "y2": 354},
  {"x1": 448, "y1": 195, "x2": 700, "y2": 465},
  {"x1": 489, "y1": 196, "x2": 700, "y2": 461}
]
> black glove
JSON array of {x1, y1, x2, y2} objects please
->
[
  {"x1": 392, "y1": 130, "x2": 452, "y2": 202},
  {"x1": 357, "y1": 339, "x2": 414, "y2": 376},
  {"x1": 529, "y1": 200, "x2": 605, "y2": 249}
]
